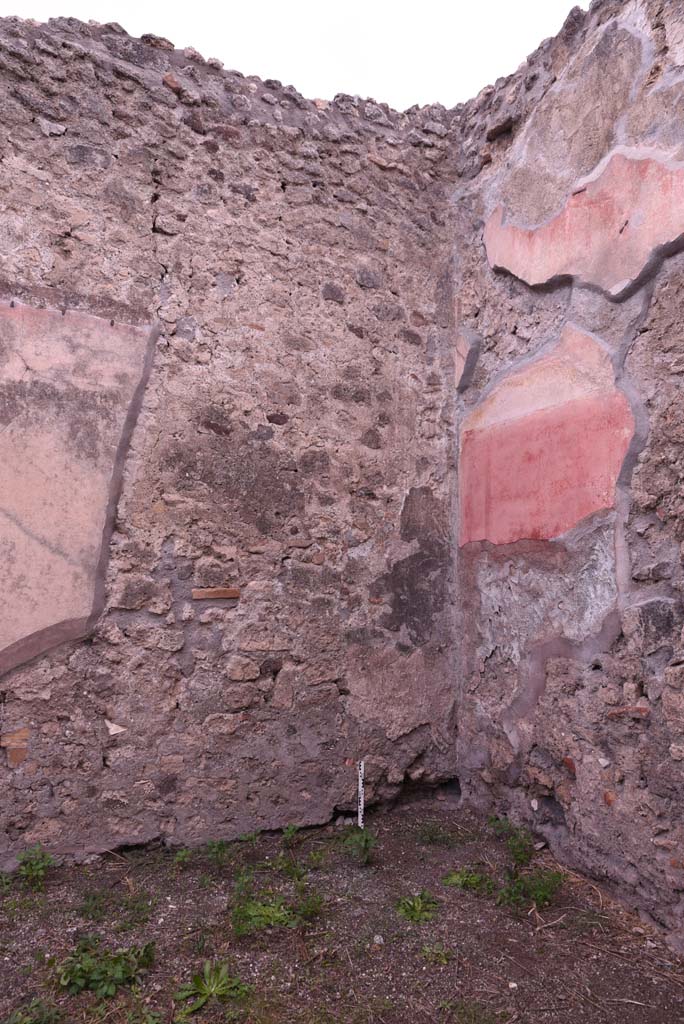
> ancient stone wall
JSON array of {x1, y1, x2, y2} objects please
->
[
  {"x1": 454, "y1": 0, "x2": 684, "y2": 948},
  {"x1": 1, "y1": 0, "x2": 684, "y2": 948},
  {"x1": 0, "y1": 12, "x2": 464, "y2": 859}
]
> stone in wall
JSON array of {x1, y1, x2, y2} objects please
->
[
  {"x1": 459, "y1": 324, "x2": 634, "y2": 546},
  {"x1": 455, "y1": 326, "x2": 480, "y2": 392},
  {"x1": 0, "y1": 300, "x2": 154, "y2": 677},
  {"x1": 484, "y1": 150, "x2": 684, "y2": 298}
]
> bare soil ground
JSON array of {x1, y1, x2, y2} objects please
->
[{"x1": 2, "y1": 794, "x2": 684, "y2": 1024}]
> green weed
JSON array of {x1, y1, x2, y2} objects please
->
[
  {"x1": 231, "y1": 892, "x2": 293, "y2": 936},
  {"x1": 238, "y1": 832, "x2": 259, "y2": 847},
  {"x1": 488, "y1": 817, "x2": 534, "y2": 868},
  {"x1": 273, "y1": 852, "x2": 307, "y2": 881},
  {"x1": 231, "y1": 870, "x2": 322, "y2": 937},
  {"x1": 17, "y1": 846, "x2": 55, "y2": 891},
  {"x1": 307, "y1": 850, "x2": 326, "y2": 870},
  {"x1": 282, "y1": 825, "x2": 299, "y2": 849},
  {"x1": 174, "y1": 960, "x2": 251, "y2": 1016},
  {"x1": 125, "y1": 1010, "x2": 162, "y2": 1024},
  {"x1": 173, "y1": 848, "x2": 192, "y2": 869},
  {"x1": 421, "y1": 943, "x2": 452, "y2": 965},
  {"x1": 204, "y1": 840, "x2": 231, "y2": 867},
  {"x1": 342, "y1": 827, "x2": 377, "y2": 866},
  {"x1": 417, "y1": 823, "x2": 458, "y2": 847},
  {"x1": 117, "y1": 891, "x2": 157, "y2": 931},
  {"x1": 396, "y1": 890, "x2": 439, "y2": 923},
  {"x1": 2, "y1": 1001, "x2": 62, "y2": 1024},
  {"x1": 497, "y1": 868, "x2": 564, "y2": 909},
  {"x1": 439, "y1": 999, "x2": 501, "y2": 1023},
  {"x1": 78, "y1": 890, "x2": 110, "y2": 922},
  {"x1": 54, "y1": 933, "x2": 154, "y2": 999},
  {"x1": 442, "y1": 867, "x2": 494, "y2": 895},
  {"x1": 292, "y1": 882, "x2": 323, "y2": 924}
]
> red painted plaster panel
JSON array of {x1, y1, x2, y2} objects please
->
[
  {"x1": 459, "y1": 325, "x2": 634, "y2": 546},
  {"x1": 484, "y1": 150, "x2": 684, "y2": 297}
]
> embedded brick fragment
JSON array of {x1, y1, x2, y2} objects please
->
[
  {"x1": 191, "y1": 587, "x2": 240, "y2": 600},
  {"x1": 484, "y1": 149, "x2": 684, "y2": 297},
  {"x1": 459, "y1": 324, "x2": 634, "y2": 546},
  {"x1": 1, "y1": 727, "x2": 30, "y2": 767},
  {"x1": 606, "y1": 705, "x2": 651, "y2": 719}
]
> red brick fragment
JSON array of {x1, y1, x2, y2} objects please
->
[
  {"x1": 162, "y1": 72, "x2": 183, "y2": 96},
  {"x1": 606, "y1": 705, "x2": 650, "y2": 720},
  {"x1": 1, "y1": 727, "x2": 30, "y2": 768},
  {"x1": 191, "y1": 587, "x2": 240, "y2": 601}
]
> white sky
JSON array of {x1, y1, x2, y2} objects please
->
[{"x1": 4, "y1": 0, "x2": 589, "y2": 111}]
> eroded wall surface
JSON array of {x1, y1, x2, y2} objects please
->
[
  {"x1": 1, "y1": 0, "x2": 684, "y2": 948},
  {"x1": 0, "y1": 14, "x2": 461, "y2": 860},
  {"x1": 454, "y1": 0, "x2": 684, "y2": 948}
]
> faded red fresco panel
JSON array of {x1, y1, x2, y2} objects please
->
[
  {"x1": 0, "y1": 300, "x2": 155, "y2": 676},
  {"x1": 484, "y1": 149, "x2": 684, "y2": 297},
  {"x1": 459, "y1": 325, "x2": 634, "y2": 546}
]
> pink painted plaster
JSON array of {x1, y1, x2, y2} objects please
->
[
  {"x1": 0, "y1": 301, "x2": 154, "y2": 675},
  {"x1": 459, "y1": 325, "x2": 634, "y2": 546},
  {"x1": 484, "y1": 149, "x2": 684, "y2": 297}
]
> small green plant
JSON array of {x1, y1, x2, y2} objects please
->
[
  {"x1": 396, "y1": 890, "x2": 439, "y2": 923},
  {"x1": 0, "y1": 871, "x2": 12, "y2": 892},
  {"x1": 238, "y1": 831, "x2": 259, "y2": 846},
  {"x1": 117, "y1": 891, "x2": 157, "y2": 932},
  {"x1": 442, "y1": 867, "x2": 494, "y2": 895},
  {"x1": 506, "y1": 829, "x2": 534, "y2": 868},
  {"x1": 417, "y1": 823, "x2": 456, "y2": 847},
  {"x1": 421, "y1": 943, "x2": 452, "y2": 965},
  {"x1": 307, "y1": 849, "x2": 326, "y2": 870},
  {"x1": 17, "y1": 846, "x2": 55, "y2": 891},
  {"x1": 3, "y1": 1001, "x2": 62, "y2": 1024},
  {"x1": 231, "y1": 871, "x2": 322, "y2": 937},
  {"x1": 439, "y1": 999, "x2": 500, "y2": 1023},
  {"x1": 173, "y1": 848, "x2": 192, "y2": 869},
  {"x1": 234, "y1": 867, "x2": 254, "y2": 895},
  {"x1": 79, "y1": 890, "x2": 110, "y2": 922},
  {"x1": 125, "y1": 1010, "x2": 162, "y2": 1024},
  {"x1": 282, "y1": 825, "x2": 299, "y2": 849},
  {"x1": 343, "y1": 827, "x2": 377, "y2": 866},
  {"x1": 488, "y1": 817, "x2": 534, "y2": 868},
  {"x1": 231, "y1": 892, "x2": 293, "y2": 936},
  {"x1": 273, "y1": 852, "x2": 307, "y2": 881},
  {"x1": 497, "y1": 868, "x2": 564, "y2": 909},
  {"x1": 174, "y1": 960, "x2": 251, "y2": 1015},
  {"x1": 292, "y1": 882, "x2": 323, "y2": 924},
  {"x1": 488, "y1": 815, "x2": 510, "y2": 837},
  {"x1": 205, "y1": 840, "x2": 230, "y2": 867},
  {"x1": 54, "y1": 934, "x2": 154, "y2": 999},
  {"x1": 191, "y1": 925, "x2": 210, "y2": 956}
]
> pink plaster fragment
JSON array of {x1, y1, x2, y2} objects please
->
[
  {"x1": 484, "y1": 150, "x2": 684, "y2": 297},
  {"x1": 458, "y1": 325, "x2": 634, "y2": 546},
  {"x1": 0, "y1": 300, "x2": 155, "y2": 676}
]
